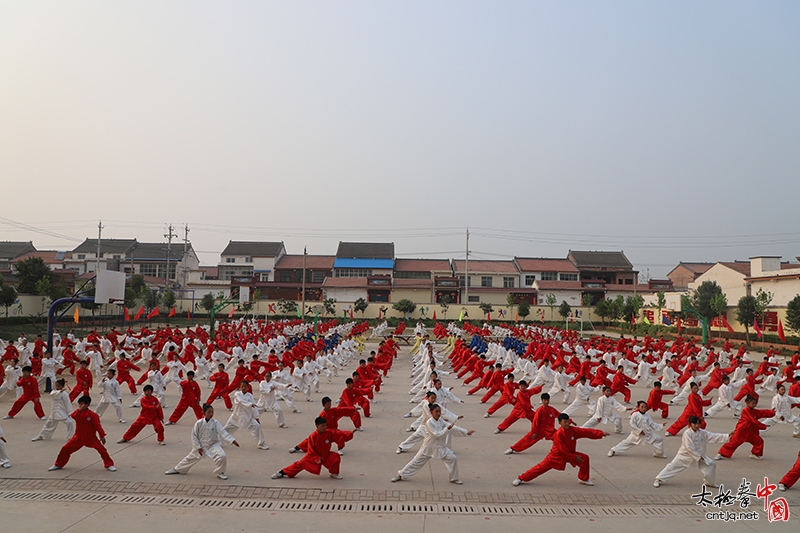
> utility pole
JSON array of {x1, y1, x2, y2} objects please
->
[
  {"x1": 182, "y1": 224, "x2": 190, "y2": 288},
  {"x1": 301, "y1": 246, "x2": 307, "y2": 320},
  {"x1": 464, "y1": 227, "x2": 469, "y2": 305},
  {"x1": 164, "y1": 224, "x2": 178, "y2": 290},
  {"x1": 96, "y1": 220, "x2": 103, "y2": 274}
]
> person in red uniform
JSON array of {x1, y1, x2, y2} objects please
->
[
  {"x1": 504, "y1": 391, "x2": 558, "y2": 451},
  {"x1": 289, "y1": 396, "x2": 360, "y2": 453},
  {"x1": 495, "y1": 381, "x2": 538, "y2": 433},
  {"x1": 647, "y1": 381, "x2": 675, "y2": 419},
  {"x1": 4, "y1": 366, "x2": 46, "y2": 419},
  {"x1": 206, "y1": 364, "x2": 233, "y2": 409},
  {"x1": 666, "y1": 382, "x2": 711, "y2": 436},
  {"x1": 49, "y1": 395, "x2": 116, "y2": 471},
  {"x1": 512, "y1": 413, "x2": 608, "y2": 486},
  {"x1": 610, "y1": 364, "x2": 637, "y2": 403},
  {"x1": 271, "y1": 416, "x2": 356, "y2": 480},
  {"x1": 779, "y1": 451, "x2": 800, "y2": 491},
  {"x1": 715, "y1": 396, "x2": 775, "y2": 460},
  {"x1": 340, "y1": 378, "x2": 371, "y2": 418},
  {"x1": 70, "y1": 359, "x2": 93, "y2": 401},
  {"x1": 480, "y1": 364, "x2": 511, "y2": 403},
  {"x1": 166, "y1": 371, "x2": 203, "y2": 425},
  {"x1": 112, "y1": 353, "x2": 141, "y2": 394},
  {"x1": 486, "y1": 373, "x2": 519, "y2": 417},
  {"x1": 701, "y1": 362, "x2": 734, "y2": 397},
  {"x1": 118, "y1": 385, "x2": 165, "y2": 445},
  {"x1": 734, "y1": 369, "x2": 762, "y2": 403}
]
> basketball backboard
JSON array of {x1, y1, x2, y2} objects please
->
[{"x1": 95, "y1": 270, "x2": 126, "y2": 304}]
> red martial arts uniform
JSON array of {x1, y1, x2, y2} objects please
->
[
  {"x1": 717, "y1": 405, "x2": 775, "y2": 459},
  {"x1": 647, "y1": 387, "x2": 675, "y2": 419},
  {"x1": 296, "y1": 407, "x2": 360, "y2": 451},
  {"x1": 282, "y1": 428, "x2": 354, "y2": 477},
  {"x1": 206, "y1": 371, "x2": 233, "y2": 409},
  {"x1": 7, "y1": 375, "x2": 45, "y2": 418},
  {"x1": 55, "y1": 408, "x2": 114, "y2": 468},
  {"x1": 666, "y1": 391, "x2": 710, "y2": 436},
  {"x1": 70, "y1": 367, "x2": 93, "y2": 402},
  {"x1": 169, "y1": 379, "x2": 203, "y2": 423},
  {"x1": 780, "y1": 451, "x2": 800, "y2": 489},
  {"x1": 487, "y1": 380, "x2": 519, "y2": 415},
  {"x1": 518, "y1": 425, "x2": 605, "y2": 482},
  {"x1": 508, "y1": 403, "x2": 559, "y2": 452},
  {"x1": 121, "y1": 395, "x2": 165, "y2": 442}
]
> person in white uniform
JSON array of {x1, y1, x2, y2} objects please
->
[
  {"x1": 256, "y1": 373, "x2": 289, "y2": 428},
  {"x1": 582, "y1": 387, "x2": 631, "y2": 434},
  {"x1": 223, "y1": 381, "x2": 269, "y2": 449},
  {"x1": 607, "y1": 401, "x2": 666, "y2": 458},
  {"x1": 32, "y1": 379, "x2": 74, "y2": 441},
  {"x1": 653, "y1": 416, "x2": 731, "y2": 488},
  {"x1": 95, "y1": 369, "x2": 126, "y2": 423},
  {"x1": 762, "y1": 383, "x2": 800, "y2": 437},
  {"x1": 165, "y1": 404, "x2": 239, "y2": 480},
  {"x1": 391, "y1": 404, "x2": 474, "y2": 485}
]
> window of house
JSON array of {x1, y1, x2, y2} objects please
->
[
  {"x1": 468, "y1": 295, "x2": 479, "y2": 303},
  {"x1": 458, "y1": 276, "x2": 472, "y2": 287},
  {"x1": 77, "y1": 254, "x2": 86, "y2": 260},
  {"x1": 312, "y1": 271, "x2": 325, "y2": 283},
  {"x1": 279, "y1": 272, "x2": 292, "y2": 282},
  {"x1": 260, "y1": 273, "x2": 270, "y2": 282},
  {"x1": 503, "y1": 277, "x2": 515, "y2": 288},
  {"x1": 113, "y1": 255, "x2": 121, "y2": 259},
  {"x1": 559, "y1": 273, "x2": 578, "y2": 281},
  {"x1": 335, "y1": 268, "x2": 371, "y2": 278},
  {"x1": 245, "y1": 257, "x2": 253, "y2": 263},
  {"x1": 226, "y1": 257, "x2": 235, "y2": 263},
  {"x1": 481, "y1": 276, "x2": 492, "y2": 287},
  {"x1": 541, "y1": 272, "x2": 557, "y2": 281},
  {"x1": 139, "y1": 264, "x2": 158, "y2": 277},
  {"x1": 524, "y1": 274, "x2": 536, "y2": 285}
]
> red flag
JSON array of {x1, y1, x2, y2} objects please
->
[
  {"x1": 753, "y1": 318, "x2": 763, "y2": 339},
  {"x1": 124, "y1": 307, "x2": 130, "y2": 321},
  {"x1": 134, "y1": 305, "x2": 145, "y2": 320},
  {"x1": 778, "y1": 320, "x2": 787, "y2": 343},
  {"x1": 228, "y1": 306, "x2": 235, "y2": 318},
  {"x1": 187, "y1": 309, "x2": 192, "y2": 320},
  {"x1": 515, "y1": 311, "x2": 519, "y2": 323},
  {"x1": 349, "y1": 309, "x2": 354, "y2": 319},
  {"x1": 433, "y1": 310, "x2": 437, "y2": 321},
  {"x1": 168, "y1": 307, "x2": 176, "y2": 317},
  {"x1": 487, "y1": 312, "x2": 491, "y2": 321},
  {"x1": 721, "y1": 315, "x2": 735, "y2": 334},
  {"x1": 631, "y1": 312, "x2": 636, "y2": 328},
  {"x1": 676, "y1": 316, "x2": 682, "y2": 333},
  {"x1": 146, "y1": 308, "x2": 160, "y2": 320}
]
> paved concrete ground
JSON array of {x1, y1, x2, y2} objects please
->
[{"x1": 1, "y1": 339, "x2": 798, "y2": 531}]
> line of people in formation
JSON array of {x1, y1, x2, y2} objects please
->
[{"x1": 1, "y1": 319, "x2": 799, "y2": 493}]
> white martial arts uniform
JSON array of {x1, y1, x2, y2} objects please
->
[
  {"x1": 563, "y1": 382, "x2": 599, "y2": 418},
  {"x1": 223, "y1": 391, "x2": 267, "y2": 448},
  {"x1": 610, "y1": 410, "x2": 664, "y2": 456},
  {"x1": 763, "y1": 392, "x2": 800, "y2": 436},
  {"x1": 396, "y1": 417, "x2": 468, "y2": 482},
  {"x1": 172, "y1": 417, "x2": 236, "y2": 476},
  {"x1": 703, "y1": 381, "x2": 743, "y2": 418},
  {"x1": 582, "y1": 395, "x2": 627, "y2": 433},
  {"x1": 655, "y1": 427, "x2": 729, "y2": 485},
  {"x1": 95, "y1": 377, "x2": 125, "y2": 423},
  {"x1": 0, "y1": 422, "x2": 10, "y2": 467},
  {"x1": 256, "y1": 379, "x2": 288, "y2": 427},
  {"x1": 35, "y1": 390, "x2": 74, "y2": 440}
]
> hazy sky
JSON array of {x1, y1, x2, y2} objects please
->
[{"x1": 2, "y1": 1, "x2": 799, "y2": 277}]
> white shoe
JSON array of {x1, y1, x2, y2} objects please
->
[
  {"x1": 217, "y1": 474, "x2": 228, "y2": 480},
  {"x1": 494, "y1": 429, "x2": 502, "y2": 434},
  {"x1": 272, "y1": 471, "x2": 286, "y2": 479},
  {"x1": 714, "y1": 454, "x2": 723, "y2": 460},
  {"x1": 653, "y1": 479, "x2": 662, "y2": 488},
  {"x1": 2, "y1": 415, "x2": 12, "y2": 420},
  {"x1": 41, "y1": 416, "x2": 48, "y2": 420},
  {"x1": 391, "y1": 475, "x2": 402, "y2": 482},
  {"x1": 165, "y1": 421, "x2": 174, "y2": 426},
  {"x1": 159, "y1": 441, "x2": 166, "y2": 446},
  {"x1": 653, "y1": 453, "x2": 666, "y2": 458},
  {"x1": 119, "y1": 420, "x2": 126, "y2": 424},
  {"x1": 778, "y1": 483, "x2": 786, "y2": 491},
  {"x1": 703, "y1": 479, "x2": 718, "y2": 488},
  {"x1": 578, "y1": 480, "x2": 594, "y2": 486},
  {"x1": 107, "y1": 466, "x2": 117, "y2": 472},
  {"x1": 484, "y1": 413, "x2": 490, "y2": 418},
  {"x1": 165, "y1": 469, "x2": 179, "y2": 475},
  {"x1": 31, "y1": 436, "x2": 43, "y2": 442},
  {"x1": 607, "y1": 450, "x2": 615, "y2": 457},
  {"x1": 1, "y1": 463, "x2": 10, "y2": 468},
  {"x1": 450, "y1": 479, "x2": 462, "y2": 485},
  {"x1": 289, "y1": 447, "x2": 300, "y2": 453},
  {"x1": 48, "y1": 465, "x2": 62, "y2": 471},
  {"x1": 330, "y1": 473, "x2": 343, "y2": 479},
  {"x1": 396, "y1": 448, "x2": 403, "y2": 454},
  {"x1": 749, "y1": 453, "x2": 762, "y2": 460},
  {"x1": 504, "y1": 448, "x2": 515, "y2": 455},
  {"x1": 357, "y1": 427, "x2": 363, "y2": 432},
  {"x1": 258, "y1": 444, "x2": 269, "y2": 450},
  {"x1": 512, "y1": 479, "x2": 522, "y2": 487}
]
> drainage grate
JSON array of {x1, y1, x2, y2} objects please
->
[
  {"x1": 681, "y1": 508, "x2": 708, "y2": 517},
  {"x1": 157, "y1": 497, "x2": 195, "y2": 507},
  {"x1": 601, "y1": 508, "x2": 638, "y2": 516},
  {"x1": 561, "y1": 507, "x2": 597, "y2": 516},
  {"x1": 2, "y1": 492, "x2": 41, "y2": 500},
  {"x1": 398, "y1": 503, "x2": 439, "y2": 514},
  {"x1": 318, "y1": 502, "x2": 354, "y2": 512},
  {"x1": 274, "y1": 501, "x2": 316, "y2": 511},
  {"x1": 79, "y1": 494, "x2": 117, "y2": 503},
  {"x1": 439, "y1": 503, "x2": 479, "y2": 515},
  {"x1": 517, "y1": 506, "x2": 559, "y2": 516},
  {"x1": 359, "y1": 503, "x2": 394, "y2": 513},
  {"x1": 481, "y1": 505, "x2": 519, "y2": 515},
  {"x1": 197, "y1": 499, "x2": 236, "y2": 508},
  {"x1": 641, "y1": 507, "x2": 679, "y2": 516},
  {"x1": 120, "y1": 495, "x2": 159, "y2": 504},
  {"x1": 39, "y1": 493, "x2": 81, "y2": 502},
  {"x1": 238, "y1": 500, "x2": 275, "y2": 509}
]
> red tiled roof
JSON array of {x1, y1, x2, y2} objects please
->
[
  {"x1": 392, "y1": 278, "x2": 433, "y2": 289},
  {"x1": 11, "y1": 251, "x2": 62, "y2": 264},
  {"x1": 780, "y1": 263, "x2": 800, "y2": 270},
  {"x1": 275, "y1": 255, "x2": 335, "y2": 270},
  {"x1": 322, "y1": 278, "x2": 369, "y2": 288},
  {"x1": 452, "y1": 260, "x2": 518, "y2": 274},
  {"x1": 668, "y1": 262, "x2": 714, "y2": 275},
  {"x1": 718, "y1": 262, "x2": 751, "y2": 276},
  {"x1": 514, "y1": 257, "x2": 577, "y2": 272},
  {"x1": 394, "y1": 258, "x2": 452, "y2": 272}
]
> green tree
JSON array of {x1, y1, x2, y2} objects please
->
[
  {"x1": 558, "y1": 301, "x2": 572, "y2": 319},
  {"x1": 478, "y1": 302, "x2": 494, "y2": 318},
  {"x1": 710, "y1": 292, "x2": 728, "y2": 337},
  {"x1": 517, "y1": 300, "x2": 531, "y2": 320},
  {"x1": 754, "y1": 289, "x2": 773, "y2": 323},
  {"x1": 241, "y1": 300, "x2": 253, "y2": 313},
  {"x1": 608, "y1": 295, "x2": 625, "y2": 322},
  {"x1": 735, "y1": 295, "x2": 757, "y2": 344},
  {"x1": 124, "y1": 287, "x2": 137, "y2": 309},
  {"x1": 582, "y1": 293, "x2": 594, "y2": 308},
  {"x1": 323, "y1": 298, "x2": 337, "y2": 317},
  {"x1": 130, "y1": 274, "x2": 146, "y2": 297},
  {"x1": 145, "y1": 289, "x2": 161, "y2": 310},
  {"x1": 655, "y1": 291, "x2": 666, "y2": 324},
  {"x1": 0, "y1": 283, "x2": 18, "y2": 324},
  {"x1": 201, "y1": 293, "x2": 216, "y2": 312},
  {"x1": 691, "y1": 281, "x2": 724, "y2": 321},
  {"x1": 595, "y1": 299, "x2": 610, "y2": 325},
  {"x1": 392, "y1": 299, "x2": 416, "y2": 319},
  {"x1": 16, "y1": 257, "x2": 53, "y2": 295},
  {"x1": 439, "y1": 294, "x2": 452, "y2": 320},
  {"x1": 162, "y1": 290, "x2": 176, "y2": 310},
  {"x1": 786, "y1": 294, "x2": 800, "y2": 335},
  {"x1": 277, "y1": 298, "x2": 297, "y2": 315},
  {"x1": 353, "y1": 297, "x2": 368, "y2": 317},
  {"x1": 545, "y1": 293, "x2": 557, "y2": 321},
  {"x1": 622, "y1": 295, "x2": 645, "y2": 328}
]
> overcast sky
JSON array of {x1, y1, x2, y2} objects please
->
[{"x1": 1, "y1": 1, "x2": 798, "y2": 278}]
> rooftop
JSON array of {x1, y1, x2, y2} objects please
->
[
  {"x1": 275, "y1": 255, "x2": 335, "y2": 270},
  {"x1": 336, "y1": 242, "x2": 394, "y2": 259},
  {"x1": 452, "y1": 259, "x2": 518, "y2": 274},
  {"x1": 394, "y1": 258, "x2": 452, "y2": 272},
  {"x1": 568, "y1": 250, "x2": 633, "y2": 270},
  {"x1": 221, "y1": 241, "x2": 285, "y2": 257},
  {"x1": 72, "y1": 238, "x2": 137, "y2": 255},
  {"x1": 514, "y1": 257, "x2": 578, "y2": 272},
  {"x1": 0, "y1": 241, "x2": 36, "y2": 260}
]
